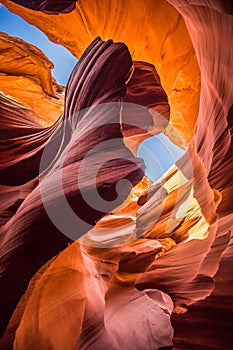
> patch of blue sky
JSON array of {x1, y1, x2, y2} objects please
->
[
  {"x1": 0, "y1": 4, "x2": 77, "y2": 85},
  {"x1": 138, "y1": 133, "x2": 186, "y2": 182}
]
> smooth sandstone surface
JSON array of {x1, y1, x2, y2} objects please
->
[
  {"x1": 1, "y1": 0, "x2": 200, "y2": 144},
  {"x1": 0, "y1": 0, "x2": 232, "y2": 349},
  {"x1": 0, "y1": 31, "x2": 64, "y2": 125}
]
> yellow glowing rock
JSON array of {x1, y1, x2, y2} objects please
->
[
  {"x1": 0, "y1": 31, "x2": 64, "y2": 125},
  {"x1": 1, "y1": 0, "x2": 200, "y2": 143}
]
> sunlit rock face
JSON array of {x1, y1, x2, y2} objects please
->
[
  {"x1": 1, "y1": 0, "x2": 200, "y2": 144},
  {"x1": 0, "y1": 31, "x2": 64, "y2": 125},
  {"x1": 0, "y1": 0, "x2": 233, "y2": 349}
]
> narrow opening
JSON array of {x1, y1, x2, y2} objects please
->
[
  {"x1": 138, "y1": 133, "x2": 185, "y2": 182},
  {"x1": 0, "y1": 5, "x2": 77, "y2": 85}
]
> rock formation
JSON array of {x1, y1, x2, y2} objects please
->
[{"x1": 0, "y1": 0, "x2": 232, "y2": 349}]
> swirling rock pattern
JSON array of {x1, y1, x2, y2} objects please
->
[
  {"x1": 1, "y1": 0, "x2": 200, "y2": 144},
  {"x1": 0, "y1": 37, "x2": 145, "y2": 342},
  {"x1": 0, "y1": 0, "x2": 233, "y2": 349}
]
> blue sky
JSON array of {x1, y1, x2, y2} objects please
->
[
  {"x1": 0, "y1": 4, "x2": 185, "y2": 180},
  {"x1": 138, "y1": 133, "x2": 185, "y2": 181},
  {"x1": 0, "y1": 4, "x2": 77, "y2": 85}
]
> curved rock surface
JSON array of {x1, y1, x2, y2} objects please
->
[
  {"x1": 0, "y1": 32, "x2": 64, "y2": 125},
  {"x1": 0, "y1": 37, "x2": 145, "y2": 341},
  {"x1": 0, "y1": 0, "x2": 233, "y2": 349},
  {"x1": 1, "y1": 0, "x2": 200, "y2": 144}
]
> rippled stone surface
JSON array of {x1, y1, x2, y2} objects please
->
[
  {"x1": 1, "y1": 0, "x2": 201, "y2": 144},
  {"x1": 0, "y1": 1, "x2": 233, "y2": 349}
]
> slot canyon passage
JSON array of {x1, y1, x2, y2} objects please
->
[{"x1": 0, "y1": 0, "x2": 233, "y2": 349}]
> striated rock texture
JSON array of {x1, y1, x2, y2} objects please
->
[
  {"x1": 0, "y1": 37, "x2": 145, "y2": 341},
  {"x1": 0, "y1": 1, "x2": 233, "y2": 350},
  {"x1": 166, "y1": 1, "x2": 233, "y2": 348},
  {"x1": 1, "y1": 0, "x2": 201, "y2": 144},
  {"x1": 0, "y1": 31, "x2": 64, "y2": 125}
]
